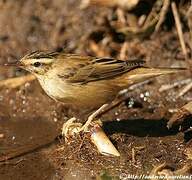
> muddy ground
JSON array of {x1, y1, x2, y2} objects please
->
[{"x1": 0, "y1": 0, "x2": 192, "y2": 180}]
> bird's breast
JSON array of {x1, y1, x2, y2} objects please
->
[{"x1": 37, "y1": 75, "x2": 71, "y2": 101}]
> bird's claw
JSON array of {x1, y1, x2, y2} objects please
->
[
  {"x1": 62, "y1": 104, "x2": 107, "y2": 139},
  {"x1": 61, "y1": 117, "x2": 83, "y2": 138},
  {"x1": 61, "y1": 118, "x2": 103, "y2": 140}
]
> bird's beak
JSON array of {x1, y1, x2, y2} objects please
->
[{"x1": 4, "y1": 61, "x2": 24, "y2": 68}]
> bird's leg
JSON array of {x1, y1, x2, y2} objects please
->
[
  {"x1": 62, "y1": 96, "x2": 131, "y2": 137},
  {"x1": 78, "y1": 104, "x2": 109, "y2": 132}
]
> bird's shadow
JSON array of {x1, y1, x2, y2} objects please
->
[{"x1": 103, "y1": 118, "x2": 179, "y2": 137}]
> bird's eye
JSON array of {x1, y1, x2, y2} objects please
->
[{"x1": 33, "y1": 62, "x2": 41, "y2": 67}]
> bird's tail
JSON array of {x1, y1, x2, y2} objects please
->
[{"x1": 119, "y1": 67, "x2": 186, "y2": 85}]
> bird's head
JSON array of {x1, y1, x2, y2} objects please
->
[{"x1": 6, "y1": 51, "x2": 59, "y2": 75}]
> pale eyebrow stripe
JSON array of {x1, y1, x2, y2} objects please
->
[{"x1": 21, "y1": 58, "x2": 54, "y2": 65}]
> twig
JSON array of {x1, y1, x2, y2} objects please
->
[
  {"x1": 187, "y1": 6, "x2": 192, "y2": 50},
  {"x1": 132, "y1": 147, "x2": 136, "y2": 164},
  {"x1": 171, "y1": 2, "x2": 188, "y2": 59},
  {"x1": 177, "y1": 80, "x2": 192, "y2": 98},
  {"x1": 186, "y1": 6, "x2": 192, "y2": 18},
  {"x1": 119, "y1": 42, "x2": 128, "y2": 60},
  {"x1": 131, "y1": 146, "x2": 145, "y2": 164},
  {"x1": 167, "y1": 101, "x2": 192, "y2": 129},
  {"x1": 159, "y1": 78, "x2": 191, "y2": 92},
  {"x1": 116, "y1": 8, "x2": 126, "y2": 25},
  {"x1": 0, "y1": 74, "x2": 36, "y2": 89},
  {"x1": 128, "y1": 79, "x2": 151, "y2": 90},
  {"x1": 155, "y1": 0, "x2": 170, "y2": 32},
  {"x1": 80, "y1": 0, "x2": 139, "y2": 10}
]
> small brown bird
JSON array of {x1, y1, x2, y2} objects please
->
[{"x1": 7, "y1": 51, "x2": 185, "y2": 135}]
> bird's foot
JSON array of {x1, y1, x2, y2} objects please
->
[
  {"x1": 61, "y1": 104, "x2": 108, "y2": 138},
  {"x1": 61, "y1": 117, "x2": 103, "y2": 138},
  {"x1": 61, "y1": 117, "x2": 83, "y2": 137}
]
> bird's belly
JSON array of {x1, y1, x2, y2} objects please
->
[
  {"x1": 66, "y1": 82, "x2": 120, "y2": 110},
  {"x1": 38, "y1": 78, "x2": 119, "y2": 111}
]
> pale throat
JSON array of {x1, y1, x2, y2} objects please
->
[{"x1": 36, "y1": 72, "x2": 70, "y2": 100}]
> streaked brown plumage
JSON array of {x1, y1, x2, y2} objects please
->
[{"x1": 12, "y1": 51, "x2": 185, "y2": 133}]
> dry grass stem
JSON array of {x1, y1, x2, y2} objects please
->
[
  {"x1": 119, "y1": 42, "x2": 128, "y2": 60},
  {"x1": 171, "y1": 2, "x2": 188, "y2": 59},
  {"x1": 0, "y1": 74, "x2": 36, "y2": 89},
  {"x1": 159, "y1": 78, "x2": 191, "y2": 92},
  {"x1": 80, "y1": 0, "x2": 139, "y2": 10},
  {"x1": 177, "y1": 80, "x2": 192, "y2": 97},
  {"x1": 131, "y1": 148, "x2": 136, "y2": 163},
  {"x1": 167, "y1": 101, "x2": 192, "y2": 129},
  {"x1": 187, "y1": 7, "x2": 192, "y2": 50},
  {"x1": 155, "y1": 0, "x2": 170, "y2": 33}
]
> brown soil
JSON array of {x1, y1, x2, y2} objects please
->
[{"x1": 0, "y1": 0, "x2": 191, "y2": 180}]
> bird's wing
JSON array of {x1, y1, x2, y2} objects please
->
[{"x1": 57, "y1": 55, "x2": 145, "y2": 84}]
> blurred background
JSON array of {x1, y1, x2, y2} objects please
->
[{"x1": 0, "y1": 0, "x2": 192, "y2": 179}]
